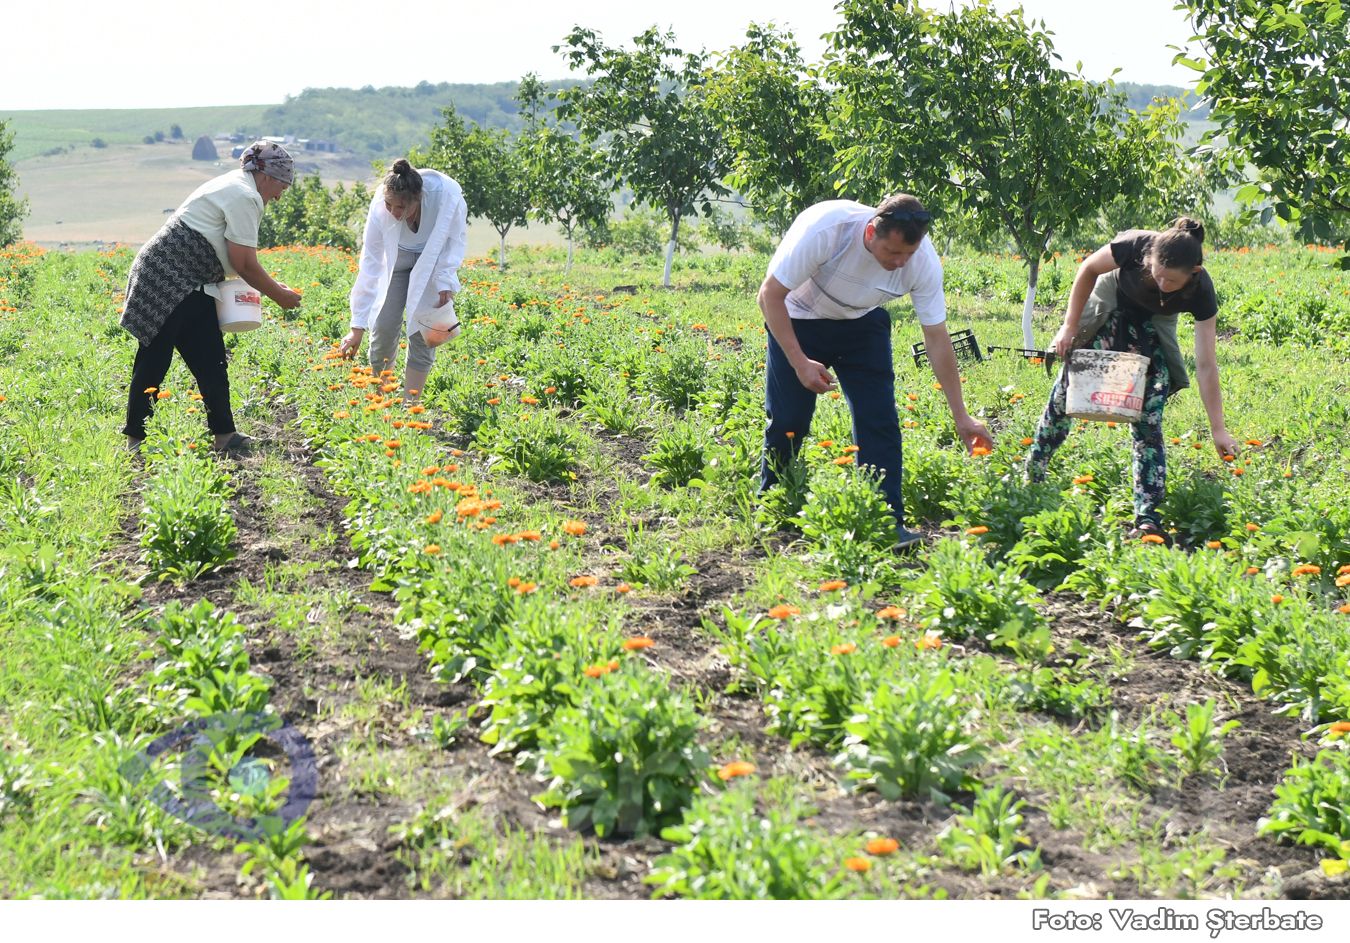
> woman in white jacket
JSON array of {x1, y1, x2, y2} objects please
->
[{"x1": 339, "y1": 159, "x2": 469, "y2": 400}]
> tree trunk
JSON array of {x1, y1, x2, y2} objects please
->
[
  {"x1": 498, "y1": 229, "x2": 508, "y2": 270},
  {"x1": 663, "y1": 210, "x2": 681, "y2": 289},
  {"x1": 1021, "y1": 255, "x2": 1041, "y2": 349},
  {"x1": 565, "y1": 227, "x2": 575, "y2": 274}
]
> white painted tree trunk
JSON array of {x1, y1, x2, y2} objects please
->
[
  {"x1": 499, "y1": 231, "x2": 507, "y2": 270},
  {"x1": 565, "y1": 232, "x2": 575, "y2": 274},
  {"x1": 663, "y1": 211, "x2": 681, "y2": 288},
  {"x1": 1021, "y1": 256, "x2": 1041, "y2": 349}
]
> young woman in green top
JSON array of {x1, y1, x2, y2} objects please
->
[{"x1": 1025, "y1": 217, "x2": 1241, "y2": 544}]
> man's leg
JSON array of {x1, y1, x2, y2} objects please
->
[
  {"x1": 760, "y1": 324, "x2": 822, "y2": 492},
  {"x1": 832, "y1": 308, "x2": 907, "y2": 534}
]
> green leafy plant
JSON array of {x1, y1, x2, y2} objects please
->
[
  {"x1": 1168, "y1": 699, "x2": 1240, "y2": 781},
  {"x1": 643, "y1": 416, "x2": 710, "y2": 488},
  {"x1": 909, "y1": 539, "x2": 1053, "y2": 660},
  {"x1": 648, "y1": 779, "x2": 849, "y2": 899},
  {"x1": 1259, "y1": 749, "x2": 1350, "y2": 859},
  {"x1": 139, "y1": 453, "x2": 237, "y2": 580},
  {"x1": 937, "y1": 785, "x2": 1042, "y2": 875},
  {"x1": 798, "y1": 465, "x2": 899, "y2": 583},
  {"x1": 473, "y1": 407, "x2": 582, "y2": 483},
  {"x1": 535, "y1": 663, "x2": 708, "y2": 837}
]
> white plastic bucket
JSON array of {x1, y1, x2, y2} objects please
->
[
  {"x1": 1065, "y1": 348, "x2": 1150, "y2": 423},
  {"x1": 214, "y1": 279, "x2": 263, "y2": 332}
]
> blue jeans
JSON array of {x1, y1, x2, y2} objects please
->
[{"x1": 760, "y1": 308, "x2": 906, "y2": 526}]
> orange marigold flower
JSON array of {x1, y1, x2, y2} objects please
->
[
  {"x1": 1246, "y1": 439, "x2": 1262, "y2": 447},
  {"x1": 970, "y1": 446, "x2": 991, "y2": 457},
  {"x1": 785, "y1": 431, "x2": 796, "y2": 440},
  {"x1": 1271, "y1": 594, "x2": 1284, "y2": 604},
  {"x1": 156, "y1": 390, "x2": 172, "y2": 400},
  {"x1": 545, "y1": 386, "x2": 557, "y2": 394},
  {"x1": 548, "y1": 539, "x2": 560, "y2": 550},
  {"x1": 1192, "y1": 442, "x2": 1204, "y2": 450},
  {"x1": 422, "y1": 465, "x2": 440, "y2": 476},
  {"x1": 424, "y1": 544, "x2": 441, "y2": 555},
  {"x1": 877, "y1": 606, "x2": 906, "y2": 620},
  {"x1": 521, "y1": 395, "x2": 540, "y2": 405},
  {"x1": 844, "y1": 857, "x2": 871, "y2": 873},
  {"x1": 767, "y1": 604, "x2": 801, "y2": 620},
  {"x1": 1246, "y1": 523, "x2": 1260, "y2": 532},
  {"x1": 819, "y1": 579, "x2": 848, "y2": 592},
  {"x1": 842, "y1": 445, "x2": 860, "y2": 454},
  {"x1": 515, "y1": 580, "x2": 537, "y2": 595},
  {"x1": 487, "y1": 397, "x2": 501, "y2": 406},
  {"x1": 865, "y1": 837, "x2": 899, "y2": 856},
  {"x1": 622, "y1": 637, "x2": 655, "y2": 651},
  {"x1": 425, "y1": 509, "x2": 443, "y2": 524},
  {"x1": 831, "y1": 642, "x2": 857, "y2": 655},
  {"x1": 507, "y1": 576, "x2": 521, "y2": 588},
  {"x1": 516, "y1": 530, "x2": 542, "y2": 541},
  {"x1": 1020, "y1": 437, "x2": 1034, "y2": 446},
  {"x1": 616, "y1": 583, "x2": 632, "y2": 594},
  {"x1": 333, "y1": 410, "x2": 350, "y2": 419},
  {"x1": 1339, "y1": 603, "x2": 1350, "y2": 615},
  {"x1": 1338, "y1": 564, "x2": 1350, "y2": 576},
  {"x1": 881, "y1": 635, "x2": 901, "y2": 648},
  {"x1": 1328, "y1": 721, "x2": 1350, "y2": 734},
  {"x1": 408, "y1": 405, "x2": 425, "y2": 414},
  {"x1": 817, "y1": 439, "x2": 835, "y2": 448},
  {"x1": 385, "y1": 439, "x2": 402, "y2": 449},
  {"x1": 833, "y1": 455, "x2": 856, "y2": 466},
  {"x1": 492, "y1": 533, "x2": 518, "y2": 546},
  {"x1": 569, "y1": 575, "x2": 599, "y2": 588},
  {"x1": 1140, "y1": 534, "x2": 1166, "y2": 544},
  {"x1": 1246, "y1": 566, "x2": 1260, "y2": 576},
  {"x1": 1221, "y1": 453, "x2": 1235, "y2": 462},
  {"x1": 562, "y1": 520, "x2": 588, "y2": 536},
  {"x1": 916, "y1": 631, "x2": 943, "y2": 650},
  {"x1": 1337, "y1": 574, "x2": 1350, "y2": 588},
  {"x1": 1072, "y1": 474, "x2": 1094, "y2": 485},
  {"x1": 717, "y1": 761, "x2": 756, "y2": 781},
  {"x1": 1292, "y1": 565, "x2": 1321, "y2": 576},
  {"x1": 1206, "y1": 540, "x2": 1222, "y2": 549},
  {"x1": 1232, "y1": 468, "x2": 1244, "y2": 477},
  {"x1": 966, "y1": 526, "x2": 990, "y2": 536}
]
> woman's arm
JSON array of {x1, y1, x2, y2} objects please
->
[
  {"x1": 1193, "y1": 316, "x2": 1240, "y2": 458},
  {"x1": 226, "y1": 241, "x2": 301, "y2": 309},
  {"x1": 1050, "y1": 245, "x2": 1118, "y2": 356}
]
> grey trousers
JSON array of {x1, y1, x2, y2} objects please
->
[{"x1": 369, "y1": 247, "x2": 436, "y2": 375}]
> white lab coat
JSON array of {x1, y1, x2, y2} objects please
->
[{"x1": 349, "y1": 169, "x2": 468, "y2": 336}]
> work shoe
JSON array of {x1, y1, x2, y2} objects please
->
[
  {"x1": 893, "y1": 527, "x2": 926, "y2": 552},
  {"x1": 1127, "y1": 520, "x2": 1173, "y2": 547},
  {"x1": 213, "y1": 433, "x2": 259, "y2": 458}
]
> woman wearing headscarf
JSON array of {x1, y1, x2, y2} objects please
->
[
  {"x1": 338, "y1": 159, "x2": 468, "y2": 401},
  {"x1": 120, "y1": 141, "x2": 302, "y2": 455}
]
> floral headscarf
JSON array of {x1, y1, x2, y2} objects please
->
[{"x1": 239, "y1": 141, "x2": 294, "y2": 185}]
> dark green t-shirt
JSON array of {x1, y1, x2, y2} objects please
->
[{"x1": 1110, "y1": 230, "x2": 1219, "y2": 322}]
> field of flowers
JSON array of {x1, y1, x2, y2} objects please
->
[{"x1": 1, "y1": 239, "x2": 1348, "y2": 899}]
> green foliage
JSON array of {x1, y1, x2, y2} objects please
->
[
  {"x1": 648, "y1": 780, "x2": 849, "y2": 899},
  {"x1": 839, "y1": 667, "x2": 985, "y2": 802},
  {"x1": 535, "y1": 664, "x2": 708, "y2": 837},
  {"x1": 705, "y1": 23, "x2": 838, "y2": 232},
  {"x1": 617, "y1": 539, "x2": 698, "y2": 592},
  {"x1": 0, "y1": 121, "x2": 28, "y2": 247},
  {"x1": 472, "y1": 408, "x2": 581, "y2": 483},
  {"x1": 909, "y1": 539, "x2": 1053, "y2": 660},
  {"x1": 257, "y1": 174, "x2": 372, "y2": 251},
  {"x1": 1005, "y1": 496, "x2": 1101, "y2": 589},
  {"x1": 557, "y1": 26, "x2": 730, "y2": 286},
  {"x1": 1008, "y1": 665, "x2": 1112, "y2": 722},
  {"x1": 798, "y1": 465, "x2": 899, "y2": 583},
  {"x1": 643, "y1": 416, "x2": 710, "y2": 488},
  {"x1": 138, "y1": 452, "x2": 237, "y2": 580},
  {"x1": 1260, "y1": 749, "x2": 1350, "y2": 858},
  {"x1": 1169, "y1": 699, "x2": 1240, "y2": 781},
  {"x1": 1181, "y1": 0, "x2": 1350, "y2": 237},
  {"x1": 937, "y1": 786, "x2": 1042, "y2": 875},
  {"x1": 415, "y1": 104, "x2": 531, "y2": 267}
]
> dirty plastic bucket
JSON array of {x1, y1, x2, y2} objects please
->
[
  {"x1": 1065, "y1": 348, "x2": 1150, "y2": 423},
  {"x1": 214, "y1": 279, "x2": 263, "y2": 332}
]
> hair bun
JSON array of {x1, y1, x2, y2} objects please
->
[
  {"x1": 1171, "y1": 216, "x2": 1205, "y2": 245},
  {"x1": 391, "y1": 158, "x2": 413, "y2": 176}
]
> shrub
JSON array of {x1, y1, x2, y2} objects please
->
[
  {"x1": 798, "y1": 465, "x2": 899, "y2": 583},
  {"x1": 643, "y1": 416, "x2": 710, "y2": 488},
  {"x1": 139, "y1": 453, "x2": 237, "y2": 580},
  {"x1": 472, "y1": 407, "x2": 581, "y2": 483}
]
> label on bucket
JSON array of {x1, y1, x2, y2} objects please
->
[
  {"x1": 232, "y1": 289, "x2": 261, "y2": 306},
  {"x1": 1090, "y1": 390, "x2": 1142, "y2": 411}
]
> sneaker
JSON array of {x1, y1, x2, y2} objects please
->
[
  {"x1": 893, "y1": 527, "x2": 926, "y2": 552},
  {"x1": 1128, "y1": 520, "x2": 1173, "y2": 547}
]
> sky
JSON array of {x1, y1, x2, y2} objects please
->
[{"x1": 1, "y1": 0, "x2": 1203, "y2": 111}]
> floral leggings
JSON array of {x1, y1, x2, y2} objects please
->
[{"x1": 1024, "y1": 314, "x2": 1170, "y2": 526}]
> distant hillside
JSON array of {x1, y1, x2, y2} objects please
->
[
  {"x1": 1115, "y1": 82, "x2": 1210, "y2": 119},
  {"x1": 262, "y1": 79, "x2": 587, "y2": 160},
  {"x1": 0, "y1": 105, "x2": 267, "y2": 163}
]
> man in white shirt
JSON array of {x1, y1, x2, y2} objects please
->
[{"x1": 759, "y1": 194, "x2": 993, "y2": 548}]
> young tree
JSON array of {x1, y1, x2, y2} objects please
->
[
  {"x1": 825, "y1": 0, "x2": 1152, "y2": 347},
  {"x1": 414, "y1": 104, "x2": 530, "y2": 268},
  {"x1": 705, "y1": 23, "x2": 838, "y2": 234},
  {"x1": 1178, "y1": 0, "x2": 1350, "y2": 242},
  {"x1": 516, "y1": 74, "x2": 612, "y2": 273},
  {"x1": 555, "y1": 26, "x2": 730, "y2": 287},
  {"x1": 0, "y1": 121, "x2": 28, "y2": 247},
  {"x1": 257, "y1": 175, "x2": 372, "y2": 251},
  {"x1": 170, "y1": 123, "x2": 184, "y2": 140}
]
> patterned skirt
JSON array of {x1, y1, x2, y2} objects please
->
[{"x1": 120, "y1": 218, "x2": 226, "y2": 345}]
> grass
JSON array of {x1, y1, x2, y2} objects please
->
[{"x1": 0, "y1": 105, "x2": 269, "y2": 162}]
